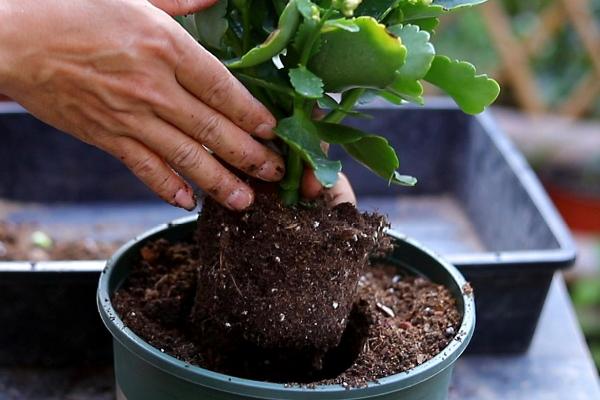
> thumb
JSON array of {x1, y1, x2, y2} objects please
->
[{"x1": 148, "y1": 0, "x2": 219, "y2": 16}]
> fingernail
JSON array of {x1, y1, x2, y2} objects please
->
[
  {"x1": 226, "y1": 188, "x2": 253, "y2": 211},
  {"x1": 255, "y1": 122, "x2": 275, "y2": 137},
  {"x1": 257, "y1": 160, "x2": 285, "y2": 181},
  {"x1": 174, "y1": 188, "x2": 196, "y2": 211}
]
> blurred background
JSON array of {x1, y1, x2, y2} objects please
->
[{"x1": 431, "y1": 0, "x2": 600, "y2": 371}]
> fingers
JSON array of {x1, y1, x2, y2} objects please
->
[
  {"x1": 154, "y1": 87, "x2": 284, "y2": 182},
  {"x1": 172, "y1": 36, "x2": 277, "y2": 139},
  {"x1": 131, "y1": 118, "x2": 255, "y2": 211},
  {"x1": 301, "y1": 167, "x2": 323, "y2": 199},
  {"x1": 325, "y1": 173, "x2": 357, "y2": 206},
  {"x1": 102, "y1": 136, "x2": 197, "y2": 210},
  {"x1": 301, "y1": 169, "x2": 357, "y2": 207},
  {"x1": 148, "y1": 0, "x2": 219, "y2": 16}
]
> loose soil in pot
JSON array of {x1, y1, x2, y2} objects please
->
[{"x1": 113, "y1": 194, "x2": 461, "y2": 387}]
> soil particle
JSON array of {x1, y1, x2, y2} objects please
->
[{"x1": 113, "y1": 241, "x2": 461, "y2": 387}]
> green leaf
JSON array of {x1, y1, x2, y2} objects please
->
[
  {"x1": 317, "y1": 94, "x2": 340, "y2": 109},
  {"x1": 392, "y1": 172, "x2": 418, "y2": 186},
  {"x1": 355, "y1": 0, "x2": 401, "y2": 20},
  {"x1": 314, "y1": 122, "x2": 415, "y2": 185},
  {"x1": 227, "y1": 0, "x2": 301, "y2": 69},
  {"x1": 309, "y1": 16, "x2": 407, "y2": 92},
  {"x1": 274, "y1": 114, "x2": 341, "y2": 187},
  {"x1": 401, "y1": 0, "x2": 488, "y2": 21},
  {"x1": 314, "y1": 121, "x2": 372, "y2": 144},
  {"x1": 412, "y1": 17, "x2": 440, "y2": 32},
  {"x1": 175, "y1": 15, "x2": 199, "y2": 39},
  {"x1": 324, "y1": 18, "x2": 360, "y2": 32},
  {"x1": 293, "y1": 19, "x2": 319, "y2": 51},
  {"x1": 289, "y1": 66, "x2": 324, "y2": 99},
  {"x1": 383, "y1": 24, "x2": 433, "y2": 105},
  {"x1": 296, "y1": 0, "x2": 319, "y2": 20},
  {"x1": 317, "y1": 95, "x2": 373, "y2": 118},
  {"x1": 424, "y1": 55, "x2": 499, "y2": 114},
  {"x1": 194, "y1": 0, "x2": 228, "y2": 50},
  {"x1": 345, "y1": 136, "x2": 414, "y2": 185},
  {"x1": 434, "y1": 0, "x2": 488, "y2": 9},
  {"x1": 387, "y1": 24, "x2": 435, "y2": 80},
  {"x1": 386, "y1": 79, "x2": 424, "y2": 104}
]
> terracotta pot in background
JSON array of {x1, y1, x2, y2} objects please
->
[{"x1": 546, "y1": 183, "x2": 600, "y2": 233}]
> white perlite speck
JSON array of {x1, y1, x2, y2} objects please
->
[
  {"x1": 279, "y1": 313, "x2": 286, "y2": 322},
  {"x1": 332, "y1": 302, "x2": 339, "y2": 309},
  {"x1": 376, "y1": 302, "x2": 395, "y2": 318}
]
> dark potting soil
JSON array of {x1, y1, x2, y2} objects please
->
[
  {"x1": 192, "y1": 192, "x2": 390, "y2": 356},
  {"x1": 0, "y1": 221, "x2": 120, "y2": 261},
  {"x1": 113, "y1": 196, "x2": 461, "y2": 386}
]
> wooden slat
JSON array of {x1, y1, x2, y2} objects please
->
[
  {"x1": 479, "y1": 2, "x2": 546, "y2": 114},
  {"x1": 559, "y1": 0, "x2": 600, "y2": 117},
  {"x1": 523, "y1": 3, "x2": 565, "y2": 57},
  {"x1": 559, "y1": 74, "x2": 600, "y2": 118}
]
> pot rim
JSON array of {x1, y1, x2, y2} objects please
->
[{"x1": 98, "y1": 215, "x2": 475, "y2": 399}]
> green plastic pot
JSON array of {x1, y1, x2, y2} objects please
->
[{"x1": 98, "y1": 215, "x2": 475, "y2": 400}]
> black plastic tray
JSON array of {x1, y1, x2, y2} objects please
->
[{"x1": 0, "y1": 100, "x2": 575, "y2": 366}]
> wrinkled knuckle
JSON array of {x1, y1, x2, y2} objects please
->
[
  {"x1": 131, "y1": 155, "x2": 157, "y2": 178},
  {"x1": 171, "y1": 142, "x2": 202, "y2": 170},
  {"x1": 205, "y1": 76, "x2": 234, "y2": 108},
  {"x1": 139, "y1": 23, "x2": 178, "y2": 62},
  {"x1": 192, "y1": 114, "x2": 222, "y2": 144}
]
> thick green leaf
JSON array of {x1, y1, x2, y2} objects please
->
[
  {"x1": 314, "y1": 122, "x2": 415, "y2": 185},
  {"x1": 289, "y1": 66, "x2": 324, "y2": 99},
  {"x1": 227, "y1": 0, "x2": 301, "y2": 69},
  {"x1": 412, "y1": 17, "x2": 440, "y2": 32},
  {"x1": 296, "y1": 0, "x2": 319, "y2": 20},
  {"x1": 424, "y1": 55, "x2": 499, "y2": 114},
  {"x1": 384, "y1": 24, "x2": 433, "y2": 104},
  {"x1": 355, "y1": 0, "x2": 400, "y2": 20},
  {"x1": 175, "y1": 15, "x2": 199, "y2": 39},
  {"x1": 324, "y1": 18, "x2": 360, "y2": 32},
  {"x1": 435, "y1": 0, "x2": 488, "y2": 9},
  {"x1": 314, "y1": 121, "x2": 371, "y2": 144},
  {"x1": 194, "y1": 0, "x2": 228, "y2": 50},
  {"x1": 401, "y1": 0, "x2": 488, "y2": 21},
  {"x1": 387, "y1": 24, "x2": 435, "y2": 80},
  {"x1": 309, "y1": 16, "x2": 407, "y2": 92},
  {"x1": 316, "y1": 94, "x2": 340, "y2": 110},
  {"x1": 293, "y1": 19, "x2": 319, "y2": 52},
  {"x1": 392, "y1": 172, "x2": 418, "y2": 186},
  {"x1": 317, "y1": 95, "x2": 373, "y2": 118},
  {"x1": 387, "y1": 79, "x2": 424, "y2": 104},
  {"x1": 345, "y1": 136, "x2": 415, "y2": 185},
  {"x1": 274, "y1": 114, "x2": 341, "y2": 187}
]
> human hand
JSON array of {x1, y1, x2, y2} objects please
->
[
  {"x1": 0, "y1": 0, "x2": 284, "y2": 211},
  {"x1": 302, "y1": 169, "x2": 357, "y2": 207}
]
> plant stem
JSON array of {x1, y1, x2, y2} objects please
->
[
  {"x1": 299, "y1": 9, "x2": 334, "y2": 65},
  {"x1": 279, "y1": 146, "x2": 303, "y2": 205},
  {"x1": 323, "y1": 88, "x2": 365, "y2": 123},
  {"x1": 234, "y1": 73, "x2": 295, "y2": 97},
  {"x1": 241, "y1": 0, "x2": 253, "y2": 52}
]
